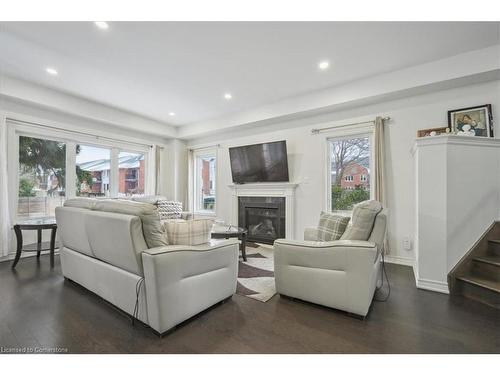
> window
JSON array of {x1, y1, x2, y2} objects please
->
[
  {"x1": 76, "y1": 145, "x2": 111, "y2": 197},
  {"x1": 193, "y1": 150, "x2": 216, "y2": 213},
  {"x1": 328, "y1": 134, "x2": 371, "y2": 212},
  {"x1": 11, "y1": 121, "x2": 153, "y2": 221},
  {"x1": 18, "y1": 136, "x2": 66, "y2": 219},
  {"x1": 118, "y1": 151, "x2": 145, "y2": 197}
]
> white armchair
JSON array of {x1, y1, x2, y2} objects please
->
[{"x1": 274, "y1": 209, "x2": 387, "y2": 317}]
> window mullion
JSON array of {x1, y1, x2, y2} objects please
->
[
  {"x1": 66, "y1": 141, "x2": 77, "y2": 199},
  {"x1": 110, "y1": 148, "x2": 119, "y2": 198}
]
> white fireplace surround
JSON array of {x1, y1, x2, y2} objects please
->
[{"x1": 228, "y1": 182, "x2": 298, "y2": 240}]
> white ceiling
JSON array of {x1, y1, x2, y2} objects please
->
[{"x1": 1, "y1": 22, "x2": 499, "y2": 127}]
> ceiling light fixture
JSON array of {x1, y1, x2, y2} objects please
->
[
  {"x1": 224, "y1": 93, "x2": 233, "y2": 100},
  {"x1": 45, "y1": 67, "x2": 58, "y2": 76},
  {"x1": 318, "y1": 60, "x2": 330, "y2": 71},
  {"x1": 94, "y1": 21, "x2": 109, "y2": 30},
  {"x1": 169, "y1": 112, "x2": 175, "y2": 116}
]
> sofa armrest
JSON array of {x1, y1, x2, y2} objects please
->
[
  {"x1": 274, "y1": 239, "x2": 378, "y2": 272},
  {"x1": 304, "y1": 227, "x2": 320, "y2": 241},
  {"x1": 141, "y1": 238, "x2": 239, "y2": 334},
  {"x1": 143, "y1": 238, "x2": 239, "y2": 255}
]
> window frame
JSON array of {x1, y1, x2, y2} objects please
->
[
  {"x1": 8, "y1": 120, "x2": 153, "y2": 221},
  {"x1": 325, "y1": 126, "x2": 374, "y2": 213},
  {"x1": 190, "y1": 148, "x2": 217, "y2": 216}
]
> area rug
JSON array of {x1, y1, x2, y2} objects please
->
[{"x1": 236, "y1": 243, "x2": 276, "y2": 302}]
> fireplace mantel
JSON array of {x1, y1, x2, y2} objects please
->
[{"x1": 228, "y1": 182, "x2": 298, "y2": 239}]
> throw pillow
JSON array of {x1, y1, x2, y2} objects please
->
[
  {"x1": 317, "y1": 212, "x2": 351, "y2": 241},
  {"x1": 340, "y1": 200, "x2": 383, "y2": 241},
  {"x1": 92, "y1": 199, "x2": 168, "y2": 248},
  {"x1": 163, "y1": 219, "x2": 214, "y2": 246},
  {"x1": 157, "y1": 200, "x2": 183, "y2": 220}
]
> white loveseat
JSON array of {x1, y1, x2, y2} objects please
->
[
  {"x1": 55, "y1": 202, "x2": 239, "y2": 335},
  {"x1": 273, "y1": 209, "x2": 387, "y2": 317}
]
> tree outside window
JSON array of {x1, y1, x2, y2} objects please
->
[{"x1": 329, "y1": 136, "x2": 371, "y2": 212}]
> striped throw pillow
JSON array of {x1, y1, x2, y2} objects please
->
[
  {"x1": 157, "y1": 200, "x2": 183, "y2": 220},
  {"x1": 163, "y1": 219, "x2": 214, "y2": 246},
  {"x1": 317, "y1": 212, "x2": 350, "y2": 241}
]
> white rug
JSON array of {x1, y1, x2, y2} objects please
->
[{"x1": 236, "y1": 244, "x2": 276, "y2": 302}]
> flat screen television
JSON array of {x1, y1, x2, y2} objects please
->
[{"x1": 229, "y1": 140, "x2": 289, "y2": 183}]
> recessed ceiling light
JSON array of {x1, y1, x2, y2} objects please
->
[
  {"x1": 45, "y1": 67, "x2": 58, "y2": 76},
  {"x1": 169, "y1": 112, "x2": 175, "y2": 116},
  {"x1": 94, "y1": 21, "x2": 109, "y2": 30},
  {"x1": 318, "y1": 60, "x2": 330, "y2": 71},
  {"x1": 224, "y1": 93, "x2": 233, "y2": 100}
]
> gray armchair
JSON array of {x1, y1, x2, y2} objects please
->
[{"x1": 274, "y1": 209, "x2": 387, "y2": 317}]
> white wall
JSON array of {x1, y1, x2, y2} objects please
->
[
  {"x1": 414, "y1": 136, "x2": 500, "y2": 293},
  {"x1": 188, "y1": 80, "x2": 500, "y2": 264}
]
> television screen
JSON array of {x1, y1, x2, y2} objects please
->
[{"x1": 229, "y1": 140, "x2": 289, "y2": 183}]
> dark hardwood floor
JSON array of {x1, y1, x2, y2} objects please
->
[{"x1": 1, "y1": 254, "x2": 499, "y2": 354}]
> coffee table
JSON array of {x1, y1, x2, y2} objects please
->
[
  {"x1": 211, "y1": 226, "x2": 247, "y2": 261},
  {"x1": 12, "y1": 217, "x2": 58, "y2": 269}
]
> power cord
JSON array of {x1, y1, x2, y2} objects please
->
[
  {"x1": 131, "y1": 277, "x2": 145, "y2": 326},
  {"x1": 374, "y1": 251, "x2": 391, "y2": 302}
]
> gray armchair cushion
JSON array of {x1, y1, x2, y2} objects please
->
[
  {"x1": 340, "y1": 200, "x2": 382, "y2": 241},
  {"x1": 317, "y1": 212, "x2": 350, "y2": 241}
]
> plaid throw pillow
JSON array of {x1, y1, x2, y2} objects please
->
[
  {"x1": 163, "y1": 219, "x2": 214, "y2": 246},
  {"x1": 157, "y1": 200, "x2": 183, "y2": 220},
  {"x1": 317, "y1": 212, "x2": 350, "y2": 241},
  {"x1": 340, "y1": 200, "x2": 382, "y2": 241}
]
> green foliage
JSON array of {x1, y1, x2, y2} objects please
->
[
  {"x1": 19, "y1": 177, "x2": 36, "y2": 197},
  {"x1": 76, "y1": 166, "x2": 93, "y2": 194},
  {"x1": 331, "y1": 184, "x2": 370, "y2": 210},
  {"x1": 19, "y1": 136, "x2": 66, "y2": 194}
]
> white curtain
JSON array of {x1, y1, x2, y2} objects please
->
[
  {"x1": 154, "y1": 145, "x2": 163, "y2": 195},
  {"x1": 0, "y1": 117, "x2": 11, "y2": 257},
  {"x1": 374, "y1": 116, "x2": 390, "y2": 254}
]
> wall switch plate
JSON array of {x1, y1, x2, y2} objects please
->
[{"x1": 403, "y1": 237, "x2": 412, "y2": 251}]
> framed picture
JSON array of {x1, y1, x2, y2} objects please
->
[
  {"x1": 448, "y1": 104, "x2": 493, "y2": 137},
  {"x1": 417, "y1": 126, "x2": 448, "y2": 138}
]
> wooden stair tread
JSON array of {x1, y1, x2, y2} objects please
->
[
  {"x1": 457, "y1": 274, "x2": 500, "y2": 293},
  {"x1": 473, "y1": 255, "x2": 500, "y2": 267}
]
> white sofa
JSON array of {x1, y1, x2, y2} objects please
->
[
  {"x1": 273, "y1": 209, "x2": 387, "y2": 317},
  {"x1": 55, "y1": 204, "x2": 239, "y2": 335}
]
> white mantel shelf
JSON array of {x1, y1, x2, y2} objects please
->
[{"x1": 228, "y1": 182, "x2": 299, "y2": 239}]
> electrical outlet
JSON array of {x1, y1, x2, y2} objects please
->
[{"x1": 403, "y1": 237, "x2": 412, "y2": 251}]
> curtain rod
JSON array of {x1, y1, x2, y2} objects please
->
[
  {"x1": 7, "y1": 118, "x2": 155, "y2": 149},
  {"x1": 311, "y1": 116, "x2": 391, "y2": 135},
  {"x1": 188, "y1": 144, "x2": 221, "y2": 152}
]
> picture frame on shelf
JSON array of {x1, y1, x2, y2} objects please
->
[
  {"x1": 448, "y1": 104, "x2": 493, "y2": 137},
  {"x1": 417, "y1": 126, "x2": 449, "y2": 138}
]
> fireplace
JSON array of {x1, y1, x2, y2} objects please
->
[{"x1": 238, "y1": 196, "x2": 285, "y2": 244}]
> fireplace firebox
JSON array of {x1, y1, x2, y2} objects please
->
[{"x1": 238, "y1": 196, "x2": 285, "y2": 244}]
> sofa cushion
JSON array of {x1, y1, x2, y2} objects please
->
[
  {"x1": 92, "y1": 199, "x2": 168, "y2": 248},
  {"x1": 163, "y1": 219, "x2": 214, "y2": 246},
  {"x1": 64, "y1": 197, "x2": 98, "y2": 210},
  {"x1": 131, "y1": 195, "x2": 167, "y2": 205},
  {"x1": 340, "y1": 200, "x2": 383, "y2": 241},
  {"x1": 157, "y1": 200, "x2": 183, "y2": 220},
  {"x1": 317, "y1": 212, "x2": 350, "y2": 241}
]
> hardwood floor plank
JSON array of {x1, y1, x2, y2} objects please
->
[{"x1": 0, "y1": 254, "x2": 498, "y2": 353}]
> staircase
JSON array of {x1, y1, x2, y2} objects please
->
[{"x1": 449, "y1": 222, "x2": 500, "y2": 309}]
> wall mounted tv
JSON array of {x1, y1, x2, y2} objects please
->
[{"x1": 229, "y1": 140, "x2": 289, "y2": 184}]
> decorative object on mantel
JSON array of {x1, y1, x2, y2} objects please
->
[
  {"x1": 417, "y1": 126, "x2": 449, "y2": 137},
  {"x1": 448, "y1": 104, "x2": 493, "y2": 137}
]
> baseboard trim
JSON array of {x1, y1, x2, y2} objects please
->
[
  {"x1": 384, "y1": 255, "x2": 414, "y2": 267},
  {"x1": 416, "y1": 277, "x2": 449, "y2": 294}
]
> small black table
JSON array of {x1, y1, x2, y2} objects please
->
[
  {"x1": 12, "y1": 218, "x2": 58, "y2": 269},
  {"x1": 211, "y1": 226, "x2": 247, "y2": 261}
]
